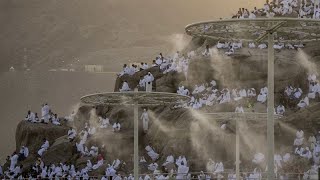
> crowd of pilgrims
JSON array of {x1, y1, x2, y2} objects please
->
[
  {"x1": 232, "y1": 0, "x2": 320, "y2": 19},
  {"x1": 2, "y1": 66, "x2": 320, "y2": 178},
  {"x1": 2, "y1": 1, "x2": 320, "y2": 179}
]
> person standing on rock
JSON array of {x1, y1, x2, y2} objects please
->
[
  {"x1": 141, "y1": 109, "x2": 149, "y2": 132},
  {"x1": 41, "y1": 103, "x2": 50, "y2": 123},
  {"x1": 9, "y1": 151, "x2": 19, "y2": 171}
]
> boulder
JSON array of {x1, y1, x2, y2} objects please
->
[
  {"x1": 15, "y1": 121, "x2": 69, "y2": 154},
  {"x1": 42, "y1": 135, "x2": 75, "y2": 164}
]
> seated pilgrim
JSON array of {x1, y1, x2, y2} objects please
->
[
  {"x1": 283, "y1": 153, "x2": 291, "y2": 163},
  {"x1": 18, "y1": 146, "x2": 29, "y2": 161},
  {"x1": 92, "y1": 154, "x2": 104, "y2": 170},
  {"x1": 88, "y1": 126, "x2": 96, "y2": 135},
  {"x1": 252, "y1": 153, "x2": 265, "y2": 164},
  {"x1": 112, "y1": 123, "x2": 121, "y2": 132},
  {"x1": 145, "y1": 145, "x2": 159, "y2": 161},
  {"x1": 51, "y1": 114, "x2": 61, "y2": 125},
  {"x1": 294, "y1": 130, "x2": 304, "y2": 146},
  {"x1": 112, "y1": 159, "x2": 121, "y2": 169},
  {"x1": 235, "y1": 106, "x2": 244, "y2": 113},
  {"x1": 297, "y1": 96, "x2": 309, "y2": 108},
  {"x1": 214, "y1": 162, "x2": 224, "y2": 174},
  {"x1": 286, "y1": 43, "x2": 295, "y2": 49},
  {"x1": 25, "y1": 110, "x2": 34, "y2": 122},
  {"x1": 293, "y1": 88, "x2": 303, "y2": 99},
  {"x1": 176, "y1": 161, "x2": 189, "y2": 180},
  {"x1": 225, "y1": 45, "x2": 235, "y2": 56},
  {"x1": 148, "y1": 162, "x2": 158, "y2": 171},
  {"x1": 274, "y1": 43, "x2": 284, "y2": 50},
  {"x1": 276, "y1": 104, "x2": 285, "y2": 115},
  {"x1": 239, "y1": 89, "x2": 247, "y2": 97},
  {"x1": 155, "y1": 57, "x2": 162, "y2": 65},
  {"x1": 139, "y1": 77, "x2": 146, "y2": 88},
  {"x1": 247, "y1": 88, "x2": 257, "y2": 97},
  {"x1": 300, "y1": 147, "x2": 312, "y2": 160},
  {"x1": 206, "y1": 159, "x2": 215, "y2": 173},
  {"x1": 67, "y1": 128, "x2": 77, "y2": 140},
  {"x1": 162, "y1": 155, "x2": 174, "y2": 166},
  {"x1": 119, "y1": 81, "x2": 131, "y2": 92},
  {"x1": 140, "y1": 156, "x2": 147, "y2": 163},
  {"x1": 87, "y1": 146, "x2": 98, "y2": 157},
  {"x1": 99, "y1": 117, "x2": 110, "y2": 128},
  {"x1": 38, "y1": 138, "x2": 49, "y2": 156},
  {"x1": 249, "y1": 11, "x2": 256, "y2": 19},
  {"x1": 258, "y1": 43, "x2": 267, "y2": 49},
  {"x1": 257, "y1": 92, "x2": 267, "y2": 103},
  {"x1": 216, "y1": 41, "x2": 225, "y2": 49},
  {"x1": 249, "y1": 42, "x2": 256, "y2": 48}
]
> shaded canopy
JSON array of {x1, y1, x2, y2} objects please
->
[
  {"x1": 185, "y1": 18, "x2": 320, "y2": 43},
  {"x1": 81, "y1": 91, "x2": 190, "y2": 106}
]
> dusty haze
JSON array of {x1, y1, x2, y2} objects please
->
[{"x1": 0, "y1": 0, "x2": 264, "y2": 161}]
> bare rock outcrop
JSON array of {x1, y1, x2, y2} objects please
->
[
  {"x1": 42, "y1": 135, "x2": 76, "y2": 164},
  {"x1": 15, "y1": 121, "x2": 69, "y2": 154}
]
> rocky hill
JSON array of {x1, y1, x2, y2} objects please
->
[{"x1": 7, "y1": 35, "x2": 320, "y2": 177}]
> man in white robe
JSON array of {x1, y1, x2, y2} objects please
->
[
  {"x1": 145, "y1": 145, "x2": 159, "y2": 161},
  {"x1": 294, "y1": 130, "x2": 304, "y2": 146},
  {"x1": 162, "y1": 155, "x2": 174, "y2": 166},
  {"x1": 235, "y1": 106, "x2": 244, "y2": 113},
  {"x1": 257, "y1": 93, "x2": 267, "y2": 103},
  {"x1": 41, "y1": 104, "x2": 50, "y2": 123},
  {"x1": 99, "y1": 117, "x2": 110, "y2": 128},
  {"x1": 214, "y1": 162, "x2": 224, "y2": 173},
  {"x1": 176, "y1": 162, "x2": 189, "y2": 180},
  {"x1": 155, "y1": 57, "x2": 162, "y2": 65},
  {"x1": 141, "y1": 109, "x2": 149, "y2": 132},
  {"x1": 144, "y1": 72, "x2": 154, "y2": 92},
  {"x1": 112, "y1": 123, "x2": 121, "y2": 132},
  {"x1": 52, "y1": 114, "x2": 61, "y2": 125},
  {"x1": 92, "y1": 157, "x2": 104, "y2": 170},
  {"x1": 247, "y1": 88, "x2": 257, "y2": 97},
  {"x1": 9, "y1": 152, "x2": 19, "y2": 171},
  {"x1": 301, "y1": 147, "x2": 312, "y2": 159},
  {"x1": 252, "y1": 153, "x2": 265, "y2": 164},
  {"x1": 119, "y1": 81, "x2": 131, "y2": 92},
  {"x1": 67, "y1": 128, "x2": 77, "y2": 140},
  {"x1": 89, "y1": 146, "x2": 99, "y2": 157},
  {"x1": 18, "y1": 146, "x2": 29, "y2": 161},
  {"x1": 258, "y1": 43, "x2": 267, "y2": 49},
  {"x1": 276, "y1": 104, "x2": 285, "y2": 115},
  {"x1": 297, "y1": 96, "x2": 309, "y2": 108},
  {"x1": 139, "y1": 77, "x2": 146, "y2": 88},
  {"x1": 38, "y1": 139, "x2": 49, "y2": 156},
  {"x1": 148, "y1": 163, "x2": 158, "y2": 171},
  {"x1": 249, "y1": 42, "x2": 256, "y2": 48}
]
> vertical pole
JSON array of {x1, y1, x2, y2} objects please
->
[
  {"x1": 236, "y1": 114, "x2": 240, "y2": 180},
  {"x1": 134, "y1": 88, "x2": 139, "y2": 180},
  {"x1": 267, "y1": 31, "x2": 275, "y2": 180}
]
